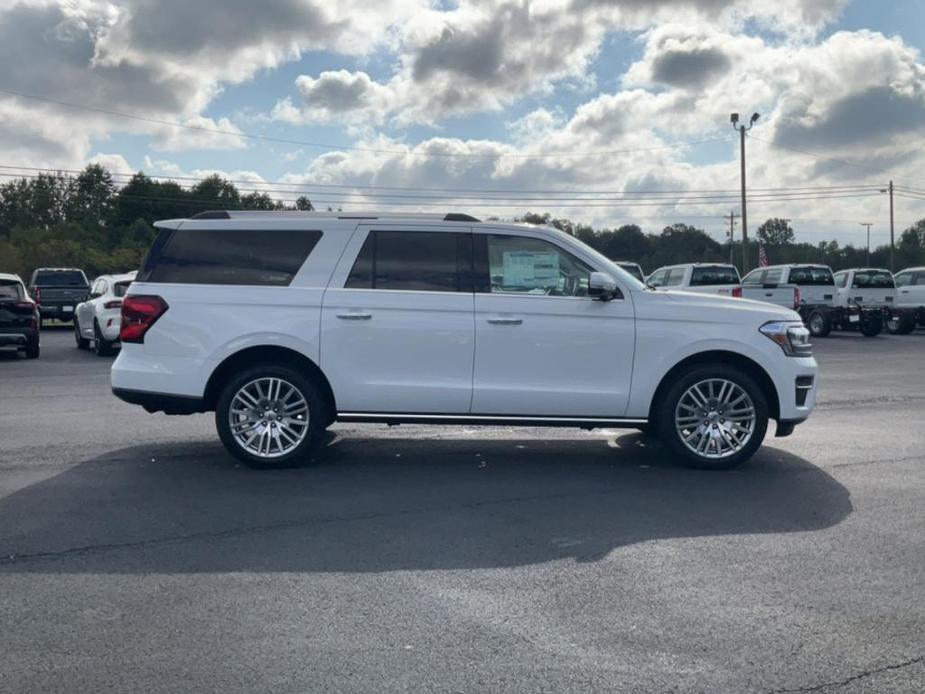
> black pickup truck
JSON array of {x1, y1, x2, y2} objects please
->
[
  {"x1": 0, "y1": 273, "x2": 40, "y2": 358},
  {"x1": 27, "y1": 268, "x2": 89, "y2": 324}
]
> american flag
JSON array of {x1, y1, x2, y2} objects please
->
[{"x1": 758, "y1": 242, "x2": 769, "y2": 267}]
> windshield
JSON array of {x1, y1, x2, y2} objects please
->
[
  {"x1": 0, "y1": 280, "x2": 24, "y2": 299},
  {"x1": 852, "y1": 270, "x2": 894, "y2": 289},
  {"x1": 617, "y1": 263, "x2": 644, "y2": 282},
  {"x1": 788, "y1": 266, "x2": 834, "y2": 286},
  {"x1": 33, "y1": 270, "x2": 87, "y2": 287}
]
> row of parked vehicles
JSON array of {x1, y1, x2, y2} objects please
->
[
  {"x1": 642, "y1": 262, "x2": 925, "y2": 338},
  {"x1": 0, "y1": 267, "x2": 136, "y2": 359}
]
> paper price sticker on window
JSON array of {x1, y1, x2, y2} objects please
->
[{"x1": 502, "y1": 251, "x2": 560, "y2": 289}]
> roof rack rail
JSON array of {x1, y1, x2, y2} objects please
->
[{"x1": 190, "y1": 210, "x2": 231, "y2": 220}]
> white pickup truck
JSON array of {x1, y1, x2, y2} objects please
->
[
  {"x1": 741, "y1": 264, "x2": 833, "y2": 337},
  {"x1": 742, "y1": 264, "x2": 889, "y2": 338},
  {"x1": 886, "y1": 267, "x2": 924, "y2": 334},
  {"x1": 646, "y1": 263, "x2": 742, "y2": 296}
]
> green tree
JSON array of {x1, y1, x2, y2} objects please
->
[
  {"x1": 295, "y1": 195, "x2": 314, "y2": 211},
  {"x1": 65, "y1": 165, "x2": 116, "y2": 231},
  {"x1": 757, "y1": 217, "x2": 795, "y2": 245}
]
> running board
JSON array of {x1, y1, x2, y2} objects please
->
[{"x1": 336, "y1": 412, "x2": 647, "y2": 428}]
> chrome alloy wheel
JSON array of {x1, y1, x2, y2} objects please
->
[
  {"x1": 228, "y1": 377, "x2": 310, "y2": 458},
  {"x1": 675, "y1": 378, "x2": 756, "y2": 459}
]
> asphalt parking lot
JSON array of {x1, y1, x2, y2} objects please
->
[{"x1": 2, "y1": 328, "x2": 925, "y2": 693}]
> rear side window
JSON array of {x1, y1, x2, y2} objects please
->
[
  {"x1": 762, "y1": 268, "x2": 783, "y2": 285},
  {"x1": 852, "y1": 270, "x2": 894, "y2": 289},
  {"x1": 690, "y1": 266, "x2": 740, "y2": 286},
  {"x1": 114, "y1": 281, "x2": 132, "y2": 297},
  {"x1": 138, "y1": 228, "x2": 322, "y2": 285},
  {"x1": 664, "y1": 268, "x2": 686, "y2": 287},
  {"x1": 0, "y1": 280, "x2": 24, "y2": 299},
  {"x1": 345, "y1": 231, "x2": 473, "y2": 292},
  {"x1": 788, "y1": 267, "x2": 834, "y2": 286},
  {"x1": 33, "y1": 270, "x2": 87, "y2": 287}
]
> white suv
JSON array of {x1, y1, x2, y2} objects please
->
[
  {"x1": 74, "y1": 272, "x2": 136, "y2": 356},
  {"x1": 112, "y1": 211, "x2": 817, "y2": 470}
]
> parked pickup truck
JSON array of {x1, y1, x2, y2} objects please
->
[
  {"x1": 888, "y1": 267, "x2": 925, "y2": 334},
  {"x1": 27, "y1": 268, "x2": 89, "y2": 324},
  {"x1": 832, "y1": 268, "x2": 897, "y2": 337},
  {"x1": 646, "y1": 263, "x2": 742, "y2": 296},
  {"x1": 742, "y1": 264, "x2": 834, "y2": 337}
]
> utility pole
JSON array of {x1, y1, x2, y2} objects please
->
[
  {"x1": 889, "y1": 180, "x2": 895, "y2": 272},
  {"x1": 731, "y1": 112, "x2": 760, "y2": 273},
  {"x1": 727, "y1": 211, "x2": 737, "y2": 266},
  {"x1": 859, "y1": 223, "x2": 873, "y2": 265}
]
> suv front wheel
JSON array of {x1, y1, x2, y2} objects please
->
[
  {"x1": 215, "y1": 365, "x2": 328, "y2": 469},
  {"x1": 656, "y1": 365, "x2": 769, "y2": 469}
]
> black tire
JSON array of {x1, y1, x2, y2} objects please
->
[
  {"x1": 860, "y1": 316, "x2": 882, "y2": 337},
  {"x1": 24, "y1": 336, "x2": 40, "y2": 359},
  {"x1": 655, "y1": 364, "x2": 769, "y2": 470},
  {"x1": 886, "y1": 312, "x2": 917, "y2": 335},
  {"x1": 806, "y1": 311, "x2": 832, "y2": 338},
  {"x1": 94, "y1": 321, "x2": 117, "y2": 356},
  {"x1": 215, "y1": 364, "x2": 329, "y2": 469},
  {"x1": 75, "y1": 319, "x2": 90, "y2": 349}
]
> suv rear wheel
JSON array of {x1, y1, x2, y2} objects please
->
[
  {"x1": 215, "y1": 365, "x2": 328, "y2": 469},
  {"x1": 656, "y1": 364, "x2": 768, "y2": 469}
]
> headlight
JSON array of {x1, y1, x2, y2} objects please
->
[{"x1": 760, "y1": 321, "x2": 812, "y2": 357}]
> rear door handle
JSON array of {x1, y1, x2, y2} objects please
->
[
  {"x1": 764, "y1": 292, "x2": 773, "y2": 297},
  {"x1": 336, "y1": 312, "x2": 372, "y2": 320},
  {"x1": 487, "y1": 317, "x2": 523, "y2": 325}
]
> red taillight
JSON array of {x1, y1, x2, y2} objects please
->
[
  {"x1": 104, "y1": 299, "x2": 123, "y2": 309},
  {"x1": 14, "y1": 300, "x2": 35, "y2": 310},
  {"x1": 794, "y1": 286, "x2": 802, "y2": 310},
  {"x1": 32, "y1": 287, "x2": 41, "y2": 305},
  {"x1": 120, "y1": 295, "x2": 168, "y2": 344},
  {"x1": 732, "y1": 286, "x2": 742, "y2": 298}
]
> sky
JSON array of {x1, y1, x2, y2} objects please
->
[{"x1": 0, "y1": 0, "x2": 924, "y2": 247}]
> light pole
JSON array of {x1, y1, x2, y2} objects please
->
[
  {"x1": 879, "y1": 182, "x2": 895, "y2": 271},
  {"x1": 731, "y1": 112, "x2": 760, "y2": 273},
  {"x1": 859, "y1": 222, "x2": 873, "y2": 265}
]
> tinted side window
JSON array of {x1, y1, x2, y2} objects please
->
[
  {"x1": 345, "y1": 231, "x2": 472, "y2": 292},
  {"x1": 138, "y1": 229, "x2": 322, "y2": 285},
  {"x1": 114, "y1": 281, "x2": 132, "y2": 297},
  {"x1": 690, "y1": 266, "x2": 740, "y2": 286}
]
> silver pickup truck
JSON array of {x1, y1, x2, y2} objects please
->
[{"x1": 741, "y1": 264, "x2": 884, "y2": 338}]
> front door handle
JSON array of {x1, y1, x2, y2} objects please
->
[
  {"x1": 336, "y1": 312, "x2": 372, "y2": 320},
  {"x1": 487, "y1": 317, "x2": 523, "y2": 325}
]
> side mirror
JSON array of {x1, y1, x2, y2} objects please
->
[{"x1": 588, "y1": 272, "x2": 619, "y2": 301}]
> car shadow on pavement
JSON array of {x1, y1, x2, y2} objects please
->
[{"x1": 0, "y1": 432, "x2": 852, "y2": 574}]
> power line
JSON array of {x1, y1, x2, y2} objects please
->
[
  {"x1": 0, "y1": 163, "x2": 885, "y2": 197},
  {"x1": 0, "y1": 171, "x2": 885, "y2": 208},
  {"x1": 0, "y1": 87, "x2": 732, "y2": 160}
]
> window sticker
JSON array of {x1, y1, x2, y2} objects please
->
[{"x1": 502, "y1": 251, "x2": 559, "y2": 288}]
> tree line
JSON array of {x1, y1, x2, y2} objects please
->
[{"x1": 1, "y1": 164, "x2": 923, "y2": 280}]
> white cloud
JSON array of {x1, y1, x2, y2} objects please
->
[{"x1": 150, "y1": 116, "x2": 248, "y2": 152}]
